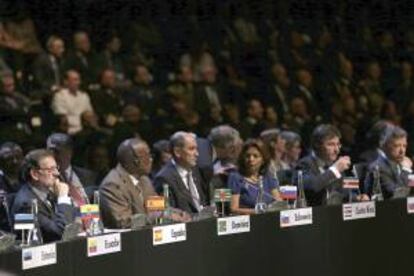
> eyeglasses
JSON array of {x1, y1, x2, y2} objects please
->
[{"x1": 36, "y1": 166, "x2": 59, "y2": 174}]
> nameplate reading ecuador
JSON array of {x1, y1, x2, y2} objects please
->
[
  {"x1": 22, "y1": 243, "x2": 57, "y2": 270},
  {"x1": 407, "y1": 197, "x2": 414, "y2": 214},
  {"x1": 87, "y1": 233, "x2": 121, "y2": 257},
  {"x1": 343, "y1": 201, "x2": 376, "y2": 221},
  {"x1": 153, "y1": 223, "x2": 187, "y2": 246},
  {"x1": 217, "y1": 215, "x2": 250, "y2": 236},
  {"x1": 280, "y1": 208, "x2": 313, "y2": 228}
]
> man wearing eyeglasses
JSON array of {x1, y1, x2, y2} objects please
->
[
  {"x1": 296, "y1": 124, "x2": 368, "y2": 206},
  {"x1": 11, "y1": 149, "x2": 75, "y2": 242}
]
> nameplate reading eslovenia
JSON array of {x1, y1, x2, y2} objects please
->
[{"x1": 280, "y1": 208, "x2": 313, "y2": 228}]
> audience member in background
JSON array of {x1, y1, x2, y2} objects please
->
[
  {"x1": 0, "y1": 142, "x2": 23, "y2": 194},
  {"x1": 32, "y1": 35, "x2": 66, "y2": 95},
  {"x1": 12, "y1": 149, "x2": 75, "y2": 242},
  {"x1": 123, "y1": 64, "x2": 163, "y2": 119},
  {"x1": 51, "y1": 70, "x2": 94, "y2": 135},
  {"x1": 99, "y1": 138, "x2": 157, "y2": 228},
  {"x1": 227, "y1": 139, "x2": 281, "y2": 215},
  {"x1": 167, "y1": 66, "x2": 196, "y2": 112},
  {"x1": 364, "y1": 126, "x2": 413, "y2": 199},
  {"x1": 296, "y1": 124, "x2": 368, "y2": 206},
  {"x1": 97, "y1": 35, "x2": 125, "y2": 81},
  {"x1": 266, "y1": 63, "x2": 291, "y2": 120},
  {"x1": 151, "y1": 140, "x2": 172, "y2": 179},
  {"x1": 240, "y1": 99, "x2": 266, "y2": 139},
  {"x1": 110, "y1": 105, "x2": 152, "y2": 155},
  {"x1": 89, "y1": 69, "x2": 124, "y2": 128},
  {"x1": 260, "y1": 129, "x2": 288, "y2": 177},
  {"x1": 280, "y1": 131, "x2": 302, "y2": 170},
  {"x1": 154, "y1": 132, "x2": 208, "y2": 214},
  {"x1": 46, "y1": 133, "x2": 96, "y2": 207},
  {"x1": 85, "y1": 143, "x2": 110, "y2": 184},
  {"x1": 0, "y1": 72, "x2": 31, "y2": 146},
  {"x1": 65, "y1": 31, "x2": 99, "y2": 87}
]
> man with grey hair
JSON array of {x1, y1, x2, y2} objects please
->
[
  {"x1": 99, "y1": 138, "x2": 157, "y2": 228},
  {"x1": 154, "y1": 131, "x2": 208, "y2": 214},
  {"x1": 364, "y1": 125, "x2": 413, "y2": 199},
  {"x1": 204, "y1": 125, "x2": 242, "y2": 188}
]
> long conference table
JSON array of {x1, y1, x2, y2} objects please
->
[{"x1": 0, "y1": 199, "x2": 413, "y2": 276}]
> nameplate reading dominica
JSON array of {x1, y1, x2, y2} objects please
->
[
  {"x1": 153, "y1": 223, "x2": 187, "y2": 246},
  {"x1": 343, "y1": 201, "x2": 376, "y2": 221},
  {"x1": 22, "y1": 243, "x2": 57, "y2": 270},
  {"x1": 280, "y1": 208, "x2": 313, "y2": 228},
  {"x1": 407, "y1": 197, "x2": 414, "y2": 214},
  {"x1": 87, "y1": 233, "x2": 121, "y2": 257},
  {"x1": 217, "y1": 215, "x2": 250, "y2": 236}
]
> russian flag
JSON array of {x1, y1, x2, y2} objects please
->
[{"x1": 280, "y1": 185, "x2": 298, "y2": 200}]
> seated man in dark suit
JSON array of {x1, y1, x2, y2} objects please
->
[
  {"x1": 46, "y1": 133, "x2": 97, "y2": 207},
  {"x1": 154, "y1": 131, "x2": 209, "y2": 214},
  {"x1": 0, "y1": 142, "x2": 23, "y2": 194},
  {"x1": 99, "y1": 138, "x2": 157, "y2": 229},
  {"x1": 11, "y1": 149, "x2": 75, "y2": 242},
  {"x1": 296, "y1": 124, "x2": 367, "y2": 206},
  {"x1": 364, "y1": 126, "x2": 413, "y2": 199}
]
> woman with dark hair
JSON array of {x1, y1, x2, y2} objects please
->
[{"x1": 227, "y1": 139, "x2": 281, "y2": 215}]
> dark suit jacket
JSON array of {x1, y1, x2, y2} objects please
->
[
  {"x1": 295, "y1": 154, "x2": 345, "y2": 206},
  {"x1": 11, "y1": 183, "x2": 75, "y2": 242},
  {"x1": 32, "y1": 52, "x2": 64, "y2": 91},
  {"x1": 364, "y1": 155, "x2": 411, "y2": 199},
  {"x1": 154, "y1": 161, "x2": 208, "y2": 213},
  {"x1": 99, "y1": 165, "x2": 156, "y2": 229}
]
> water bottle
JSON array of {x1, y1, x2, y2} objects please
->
[
  {"x1": 372, "y1": 165, "x2": 383, "y2": 201},
  {"x1": 296, "y1": 170, "x2": 307, "y2": 208},
  {"x1": 162, "y1": 184, "x2": 171, "y2": 223},
  {"x1": 255, "y1": 176, "x2": 267, "y2": 214},
  {"x1": 28, "y1": 199, "x2": 43, "y2": 246}
]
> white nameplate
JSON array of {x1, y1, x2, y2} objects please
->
[
  {"x1": 217, "y1": 215, "x2": 250, "y2": 236},
  {"x1": 343, "y1": 201, "x2": 376, "y2": 221},
  {"x1": 153, "y1": 223, "x2": 187, "y2": 246},
  {"x1": 14, "y1": 223, "x2": 34, "y2": 230},
  {"x1": 22, "y1": 243, "x2": 57, "y2": 270},
  {"x1": 87, "y1": 233, "x2": 121, "y2": 257},
  {"x1": 407, "y1": 197, "x2": 414, "y2": 214},
  {"x1": 280, "y1": 208, "x2": 313, "y2": 228}
]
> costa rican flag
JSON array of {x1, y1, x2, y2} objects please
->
[
  {"x1": 342, "y1": 177, "x2": 360, "y2": 189},
  {"x1": 280, "y1": 186, "x2": 298, "y2": 200}
]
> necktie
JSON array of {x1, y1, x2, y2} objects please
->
[
  {"x1": 65, "y1": 170, "x2": 87, "y2": 207},
  {"x1": 187, "y1": 171, "x2": 201, "y2": 211}
]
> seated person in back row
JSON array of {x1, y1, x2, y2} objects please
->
[
  {"x1": 228, "y1": 139, "x2": 281, "y2": 215},
  {"x1": 364, "y1": 125, "x2": 413, "y2": 199}
]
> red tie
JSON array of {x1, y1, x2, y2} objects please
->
[{"x1": 68, "y1": 184, "x2": 86, "y2": 207}]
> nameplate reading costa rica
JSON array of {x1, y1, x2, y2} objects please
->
[
  {"x1": 280, "y1": 208, "x2": 313, "y2": 228},
  {"x1": 87, "y1": 233, "x2": 121, "y2": 257},
  {"x1": 153, "y1": 223, "x2": 187, "y2": 246},
  {"x1": 22, "y1": 243, "x2": 57, "y2": 270},
  {"x1": 342, "y1": 201, "x2": 376, "y2": 221},
  {"x1": 217, "y1": 215, "x2": 250, "y2": 236}
]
